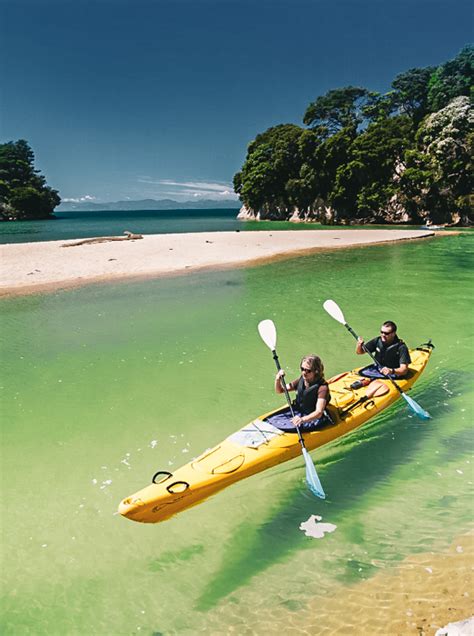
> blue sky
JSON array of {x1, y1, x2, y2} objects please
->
[{"x1": 1, "y1": 0, "x2": 472, "y2": 204}]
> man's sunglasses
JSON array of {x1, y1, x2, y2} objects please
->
[{"x1": 380, "y1": 330, "x2": 393, "y2": 335}]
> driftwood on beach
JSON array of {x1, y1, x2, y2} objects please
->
[{"x1": 62, "y1": 230, "x2": 143, "y2": 247}]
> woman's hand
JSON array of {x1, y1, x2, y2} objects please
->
[
  {"x1": 291, "y1": 415, "x2": 305, "y2": 427},
  {"x1": 276, "y1": 369, "x2": 285, "y2": 381}
]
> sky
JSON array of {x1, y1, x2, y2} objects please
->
[{"x1": 1, "y1": 0, "x2": 472, "y2": 204}]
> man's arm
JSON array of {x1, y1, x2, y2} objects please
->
[
  {"x1": 356, "y1": 336, "x2": 377, "y2": 355},
  {"x1": 391, "y1": 343, "x2": 411, "y2": 377}
]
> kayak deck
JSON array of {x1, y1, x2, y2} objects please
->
[{"x1": 119, "y1": 343, "x2": 433, "y2": 523}]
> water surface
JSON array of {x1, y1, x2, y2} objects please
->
[{"x1": 1, "y1": 234, "x2": 473, "y2": 634}]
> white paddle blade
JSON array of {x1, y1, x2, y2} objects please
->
[
  {"x1": 258, "y1": 319, "x2": 277, "y2": 350},
  {"x1": 323, "y1": 299, "x2": 346, "y2": 325}
]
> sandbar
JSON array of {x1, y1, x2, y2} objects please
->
[{"x1": 0, "y1": 229, "x2": 434, "y2": 297}]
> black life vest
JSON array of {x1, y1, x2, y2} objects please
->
[
  {"x1": 294, "y1": 377, "x2": 330, "y2": 415},
  {"x1": 374, "y1": 336, "x2": 406, "y2": 368}
]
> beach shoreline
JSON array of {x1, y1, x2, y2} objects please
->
[{"x1": 0, "y1": 229, "x2": 435, "y2": 297}]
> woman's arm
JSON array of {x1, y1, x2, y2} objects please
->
[
  {"x1": 291, "y1": 385, "x2": 328, "y2": 426},
  {"x1": 275, "y1": 370, "x2": 296, "y2": 394},
  {"x1": 293, "y1": 397, "x2": 327, "y2": 425}
]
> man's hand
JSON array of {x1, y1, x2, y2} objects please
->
[
  {"x1": 380, "y1": 366, "x2": 392, "y2": 376},
  {"x1": 356, "y1": 336, "x2": 365, "y2": 354}
]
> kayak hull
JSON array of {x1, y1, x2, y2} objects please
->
[{"x1": 119, "y1": 344, "x2": 433, "y2": 523}]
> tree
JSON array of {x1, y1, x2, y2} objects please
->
[
  {"x1": 404, "y1": 95, "x2": 474, "y2": 224},
  {"x1": 0, "y1": 140, "x2": 60, "y2": 220},
  {"x1": 234, "y1": 124, "x2": 306, "y2": 216},
  {"x1": 303, "y1": 86, "x2": 370, "y2": 135},
  {"x1": 427, "y1": 46, "x2": 474, "y2": 112},
  {"x1": 361, "y1": 91, "x2": 397, "y2": 124},
  {"x1": 391, "y1": 66, "x2": 435, "y2": 124},
  {"x1": 9, "y1": 186, "x2": 60, "y2": 219},
  {"x1": 329, "y1": 116, "x2": 413, "y2": 221}
]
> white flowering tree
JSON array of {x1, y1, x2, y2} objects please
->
[{"x1": 399, "y1": 96, "x2": 473, "y2": 224}]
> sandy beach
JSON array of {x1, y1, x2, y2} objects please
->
[{"x1": 0, "y1": 229, "x2": 433, "y2": 296}]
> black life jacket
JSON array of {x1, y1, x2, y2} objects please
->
[
  {"x1": 294, "y1": 377, "x2": 330, "y2": 415},
  {"x1": 374, "y1": 336, "x2": 406, "y2": 368}
]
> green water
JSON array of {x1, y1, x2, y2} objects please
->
[{"x1": 1, "y1": 235, "x2": 473, "y2": 634}]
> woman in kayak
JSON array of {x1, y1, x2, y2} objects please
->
[{"x1": 274, "y1": 354, "x2": 332, "y2": 431}]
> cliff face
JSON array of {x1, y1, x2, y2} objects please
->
[{"x1": 237, "y1": 203, "x2": 338, "y2": 223}]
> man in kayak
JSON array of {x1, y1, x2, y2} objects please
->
[
  {"x1": 274, "y1": 354, "x2": 332, "y2": 431},
  {"x1": 356, "y1": 321, "x2": 411, "y2": 379}
]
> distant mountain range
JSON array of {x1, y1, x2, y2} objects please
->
[{"x1": 57, "y1": 198, "x2": 241, "y2": 212}]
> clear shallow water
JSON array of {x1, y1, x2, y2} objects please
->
[{"x1": 1, "y1": 234, "x2": 473, "y2": 634}]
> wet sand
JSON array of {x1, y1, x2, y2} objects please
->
[
  {"x1": 0, "y1": 229, "x2": 433, "y2": 297},
  {"x1": 300, "y1": 531, "x2": 474, "y2": 635}
]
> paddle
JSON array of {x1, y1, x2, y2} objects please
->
[
  {"x1": 323, "y1": 300, "x2": 431, "y2": 420},
  {"x1": 257, "y1": 319, "x2": 326, "y2": 499}
]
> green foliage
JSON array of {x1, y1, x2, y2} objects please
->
[
  {"x1": 236, "y1": 124, "x2": 307, "y2": 216},
  {"x1": 330, "y1": 116, "x2": 413, "y2": 220},
  {"x1": 361, "y1": 91, "x2": 397, "y2": 123},
  {"x1": 427, "y1": 45, "x2": 474, "y2": 112},
  {"x1": 0, "y1": 139, "x2": 60, "y2": 220},
  {"x1": 234, "y1": 47, "x2": 473, "y2": 226},
  {"x1": 399, "y1": 96, "x2": 474, "y2": 224},
  {"x1": 303, "y1": 86, "x2": 370, "y2": 134},
  {"x1": 391, "y1": 66, "x2": 435, "y2": 123}
]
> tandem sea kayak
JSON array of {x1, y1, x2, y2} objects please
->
[{"x1": 119, "y1": 342, "x2": 434, "y2": 524}]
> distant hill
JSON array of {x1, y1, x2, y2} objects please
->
[{"x1": 57, "y1": 198, "x2": 240, "y2": 212}]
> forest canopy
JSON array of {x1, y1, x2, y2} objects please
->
[
  {"x1": 234, "y1": 46, "x2": 473, "y2": 225},
  {"x1": 0, "y1": 140, "x2": 60, "y2": 221}
]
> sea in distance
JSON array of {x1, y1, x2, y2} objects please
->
[
  {"x1": 0, "y1": 208, "x2": 242, "y2": 244},
  {"x1": 1, "y1": 228, "x2": 473, "y2": 634}
]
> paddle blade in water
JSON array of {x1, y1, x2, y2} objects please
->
[
  {"x1": 402, "y1": 392, "x2": 431, "y2": 420},
  {"x1": 258, "y1": 319, "x2": 277, "y2": 351},
  {"x1": 323, "y1": 299, "x2": 346, "y2": 325},
  {"x1": 302, "y1": 447, "x2": 326, "y2": 499}
]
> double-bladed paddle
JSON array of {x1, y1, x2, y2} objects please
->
[
  {"x1": 323, "y1": 300, "x2": 431, "y2": 420},
  {"x1": 257, "y1": 319, "x2": 326, "y2": 499}
]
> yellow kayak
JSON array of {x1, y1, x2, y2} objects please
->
[{"x1": 119, "y1": 343, "x2": 434, "y2": 524}]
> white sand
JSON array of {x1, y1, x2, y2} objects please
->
[{"x1": 0, "y1": 229, "x2": 434, "y2": 296}]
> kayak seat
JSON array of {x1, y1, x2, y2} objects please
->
[{"x1": 265, "y1": 408, "x2": 336, "y2": 433}]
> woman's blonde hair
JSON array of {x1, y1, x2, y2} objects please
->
[{"x1": 301, "y1": 354, "x2": 325, "y2": 381}]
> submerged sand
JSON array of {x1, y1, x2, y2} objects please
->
[
  {"x1": 0, "y1": 229, "x2": 433, "y2": 297},
  {"x1": 238, "y1": 531, "x2": 473, "y2": 635},
  {"x1": 302, "y1": 531, "x2": 474, "y2": 635}
]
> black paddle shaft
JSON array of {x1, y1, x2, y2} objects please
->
[
  {"x1": 271, "y1": 350, "x2": 296, "y2": 417},
  {"x1": 271, "y1": 350, "x2": 308, "y2": 450},
  {"x1": 344, "y1": 323, "x2": 403, "y2": 395}
]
